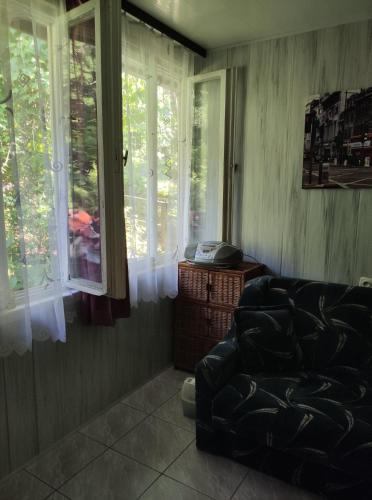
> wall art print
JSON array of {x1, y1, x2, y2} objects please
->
[{"x1": 303, "y1": 88, "x2": 372, "y2": 188}]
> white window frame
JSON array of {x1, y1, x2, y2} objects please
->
[
  {"x1": 1, "y1": 0, "x2": 65, "y2": 307},
  {"x1": 123, "y1": 60, "x2": 183, "y2": 265},
  {"x1": 185, "y1": 70, "x2": 227, "y2": 243},
  {"x1": 63, "y1": 0, "x2": 108, "y2": 295}
]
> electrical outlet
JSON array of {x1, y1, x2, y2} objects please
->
[{"x1": 359, "y1": 277, "x2": 372, "y2": 288}]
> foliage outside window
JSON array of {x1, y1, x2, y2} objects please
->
[
  {"x1": 122, "y1": 69, "x2": 180, "y2": 262},
  {"x1": 1, "y1": 0, "x2": 126, "y2": 302},
  {"x1": 0, "y1": 22, "x2": 53, "y2": 292}
]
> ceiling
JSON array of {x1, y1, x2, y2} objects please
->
[{"x1": 130, "y1": 0, "x2": 372, "y2": 50}]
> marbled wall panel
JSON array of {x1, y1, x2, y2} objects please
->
[
  {"x1": 0, "y1": 299, "x2": 173, "y2": 479},
  {"x1": 199, "y1": 19, "x2": 372, "y2": 284},
  {"x1": 3, "y1": 353, "x2": 39, "y2": 469},
  {"x1": 0, "y1": 362, "x2": 10, "y2": 478}
]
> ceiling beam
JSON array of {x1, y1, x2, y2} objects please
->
[{"x1": 121, "y1": 0, "x2": 207, "y2": 58}]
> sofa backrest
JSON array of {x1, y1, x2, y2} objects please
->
[{"x1": 239, "y1": 275, "x2": 372, "y2": 370}]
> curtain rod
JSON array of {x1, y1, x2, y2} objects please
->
[{"x1": 121, "y1": 0, "x2": 207, "y2": 58}]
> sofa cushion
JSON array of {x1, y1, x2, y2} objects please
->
[
  {"x1": 296, "y1": 319, "x2": 366, "y2": 371},
  {"x1": 235, "y1": 307, "x2": 302, "y2": 373},
  {"x1": 239, "y1": 276, "x2": 291, "y2": 308},
  {"x1": 211, "y1": 367, "x2": 372, "y2": 479},
  {"x1": 267, "y1": 279, "x2": 372, "y2": 370}
]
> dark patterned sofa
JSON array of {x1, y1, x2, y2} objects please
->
[{"x1": 196, "y1": 276, "x2": 372, "y2": 499}]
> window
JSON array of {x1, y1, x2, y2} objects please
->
[
  {"x1": 0, "y1": 0, "x2": 67, "y2": 354},
  {"x1": 121, "y1": 15, "x2": 191, "y2": 306},
  {"x1": 66, "y1": 3, "x2": 106, "y2": 293},
  {"x1": 1, "y1": 0, "x2": 125, "y2": 301},
  {"x1": 121, "y1": 19, "x2": 240, "y2": 306},
  {"x1": 122, "y1": 70, "x2": 149, "y2": 259},
  {"x1": 62, "y1": 0, "x2": 127, "y2": 298},
  {"x1": 156, "y1": 77, "x2": 180, "y2": 255},
  {"x1": 122, "y1": 70, "x2": 180, "y2": 261},
  {"x1": 0, "y1": 0, "x2": 125, "y2": 355},
  {"x1": 187, "y1": 71, "x2": 227, "y2": 244},
  {"x1": 186, "y1": 68, "x2": 246, "y2": 246},
  {"x1": 0, "y1": 1, "x2": 60, "y2": 298}
]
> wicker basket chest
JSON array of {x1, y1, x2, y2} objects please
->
[{"x1": 174, "y1": 261, "x2": 265, "y2": 372}]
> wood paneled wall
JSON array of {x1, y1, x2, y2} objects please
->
[
  {"x1": 0, "y1": 300, "x2": 173, "y2": 479},
  {"x1": 197, "y1": 19, "x2": 372, "y2": 285}
]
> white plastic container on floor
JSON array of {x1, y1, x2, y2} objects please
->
[{"x1": 181, "y1": 377, "x2": 196, "y2": 419}]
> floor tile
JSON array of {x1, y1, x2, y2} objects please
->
[
  {"x1": 80, "y1": 403, "x2": 146, "y2": 446},
  {"x1": 0, "y1": 469, "x2": 52, "y2": 500},
  {"x1": 166, "y1": 445, "x2": 247, "y2": 500},
  {"x1": 26, "y1": 432, "x2": 105, "y2": 489},
  {"x1": 60, "y1": 449, "x2": 158, "y2": 500},
  {"x1": 123, "y1": 374, "x2": 181, "y2": 414},
  {"x1": 141, "y1": 475, "x2": 211, "y2": 500},
  {"x1": 232, "y1": 468, "x2": 320, "y2": 500},
  {"x1": 155, "y1": 368, "x2": 189, "y2": 391},
  {"x1": 47, "y1": 493, "x2": 70, "y2": 500},
  {"x1": 113, "y1": 415, "x2": 194, "y2": 472},
  {"x1": 154, "y1": 392, "x2": 195, "y2": 434}
]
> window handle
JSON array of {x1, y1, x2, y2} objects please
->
[{"x1": 123, "y1": 149, "x2": 129, "y2": 167}]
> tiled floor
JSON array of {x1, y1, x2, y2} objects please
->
[{"x1": 0, "y1": 367, "x2": 319, "y2": 500}]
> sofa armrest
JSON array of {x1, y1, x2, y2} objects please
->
[
  {"x1": 195, "y1": 336, "x2": 239, "y2": 450},
  {"x1": 196, "y1": 336, "x2": 239, "y2": 396}
]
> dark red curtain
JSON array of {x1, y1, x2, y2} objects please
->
[
  {"x1": 79, "y1": 263, "x2": 131, "y2": 326},
  {"x1": 79, "y1": 293, "x2": 130, "y2": 327}
]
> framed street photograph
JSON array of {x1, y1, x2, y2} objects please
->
[{"x1": 302, "y1": 88, "x2": 372, "y2": 189}]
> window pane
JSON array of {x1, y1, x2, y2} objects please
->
[
  {"x1": 0, "y1": 23, "x2": 52, "y2": 290},
  {"x1": 189, "y1": 78, "x2": 222, "y2": 243},
  {"x1": 68, "y1": 17, "x2": 102, "y2": 283},
  {"x1": 157, "y1": 83, "x2": 178, "y2": 255},
  {"x1": 122, "y1": 73, "x2": 148, "y2": 258}
]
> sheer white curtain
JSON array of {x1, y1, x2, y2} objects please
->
[
  {"x1": 0, "y1": 0, "x2": 66, "y2": 356},
  {"x1": 122, "y1": 14, "x2": 193, "y2": 307}
]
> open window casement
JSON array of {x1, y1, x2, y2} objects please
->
[
  {"x1": 224, "y1": 66, "x2": 246, "y2": 246},
  {"x1": 58, "y1": 0, "x2": 126, "y2": 298},
  {"x1": 185, "y1": 67, "x2": 245, "y2": 248}
]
